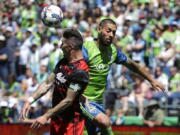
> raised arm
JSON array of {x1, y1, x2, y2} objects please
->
[
  {"x1": 122, "y1": 59, "x2": 164, "y2": 91},
  {"x1": 20, "y1": 73, "x2": 55, "y2": 119}
]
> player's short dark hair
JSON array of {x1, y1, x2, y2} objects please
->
[
  {"x1": 99, "y1": 19, "x2": 116, "y2": 28},
  {"x1": 63, "y1": 28, "x2": 83, "y2": 50}
]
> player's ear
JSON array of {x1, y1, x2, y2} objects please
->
[{"x1": 97, "y1": 26, "x2": 101, "y2": 33}]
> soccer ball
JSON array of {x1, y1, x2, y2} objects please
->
[{"x1": 41, "y1": 5, "x2": 63, "y2": 27}]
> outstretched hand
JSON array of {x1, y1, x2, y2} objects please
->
[
  {"x1": 150, "y1": 80, "x2": 164, "y2": 91},
  {"x1": 20, "y1": 102, "x2": 31, "y2": 120},
  {"x1": 31, "y1": 115, "x2": 49, "y2": 130},
  {"x1": 151, "y1": 80, "x2": 169, "y2": 97},
  {"x1": 19, "y1": 119, "x2": 36, "y2": 123},
  {"x1": 18, "y1": 116, "x2": 49, "y2": 130}
]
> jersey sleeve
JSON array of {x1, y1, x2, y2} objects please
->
[
  {"x1": 115, "y1": 48, "x2": 127, "y2": 64},
  {"x1": 69, "y1": 70, "x2": 89, "y2": 92},
  {"x1": 82, "y1": 46, "x2": 89, "y2": 63}
]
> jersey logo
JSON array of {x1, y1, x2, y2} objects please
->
[
  {"x1": 69, "y1": 83, "x2": 81, "y2": 91},
  {"x1": 85, "y1": 102, "x2": 97, "y2": 113},
  {"x1": 94, "y1": 63, "x2": 109, "y2": 70},
  {"x1": 56, "y1": 72, "x2": 66, "y2": 83},
  {"x1": 88, "y1": 105, "x2": 96, "y2": 113}
]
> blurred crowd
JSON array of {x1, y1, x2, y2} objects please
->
[{"x1": 0, "y1": 0, "x2": 179, "y2": 126}]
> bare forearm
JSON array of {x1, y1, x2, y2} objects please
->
[
  {"x1": 31, "y1": 82, "x2": 53, "y2": 102},
  {"x1": 45, "y1": 99, "x2": 72, "y2": 119},
  {"x1": 44, "y1": 89, "x2": 78, "y2": 119},
  {"x1": 123, "y1": 59, "x2": 154, "y2": 82},
  {"x1": 28, "y1": 73, "x2": 55, "y2": 104}
]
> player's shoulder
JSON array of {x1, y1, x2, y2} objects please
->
[
  {"x1": 111, "y1": 44, "x2": 125, "y2": 54},
  {"x1": 82, "y1": 40, "x2": 97, "y2": 61},
  {"x1": 109, "y1": 44, "x2": 123, "y2": 56},
  {"x1": 110, "y1": 43, "x2": 117, "y2": 50},
  {"x1": 71, "y1": 63, "x2": 89, "y2": 83},
  {"x1": 76, "y1": 59, "x2": 89, "y2": 72},
  {"x1": 74, "y1": 68, "x2": 89, "y2": 77}
]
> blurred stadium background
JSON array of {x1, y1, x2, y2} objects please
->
[{"x1": 0, "y1": 0, "x2": 179, "y2": 134}]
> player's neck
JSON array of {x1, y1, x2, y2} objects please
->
[
  {"x1": 68, "y1": 50, "x2": 84, "y2": 63},
  {"x1": 96, "y1": 40, "x2": 109, "y2": 51}
]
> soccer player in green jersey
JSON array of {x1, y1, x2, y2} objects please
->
[{"x1": 80, "y1": 19, "x2": 164, "y2": 135}]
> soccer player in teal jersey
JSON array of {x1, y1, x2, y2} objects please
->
[{"x1": 80, "y1": 19, "x2": 164, "y2": 135}]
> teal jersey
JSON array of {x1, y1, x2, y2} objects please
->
[{"x1": 82, "y1": 41, "x2": 127, "y2": 103}]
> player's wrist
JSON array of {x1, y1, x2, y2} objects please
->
[
  {"x1": 44, "y1": 113, "x2": 51, "y2": 120},
  {"x1": 27, "y1": 97, "x2": 35, "y2": 104}
]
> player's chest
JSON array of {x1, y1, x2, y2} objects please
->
[
  {"x1": 88, "y1": 51, "x2": 115, "y2": 71},
  {"x1": 54, "y1": 65, "x2": 74, "y2": 86}
]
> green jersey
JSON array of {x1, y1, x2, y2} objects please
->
[{"x1": 82, "y1": 41, "x2": 127, "y2": 103}]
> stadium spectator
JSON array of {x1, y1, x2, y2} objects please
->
[
  {"x1": 132, "y1": 74, "x2": 150, "y2": 117},
  {"x1": 157, "y1": 40, "x2": 176, "y2": 76},
  {"x1": 117, "y1": 26, "x2": 134, "y2": 54},
  {"x1": 114, "y1": 108, "x2": 124, "y2": 125},
  {"x1": 16, "y1": 29, "x2": 32, "y2": 75},
  {"x1": 153, "y1": 66, "x2": 169, "y2": 100},
  {"x1": 169, "y1": 67, "x2": 180, "y2": 92},
  {"x1": 8, "y1": 97, "x2": 19, "y2": 122},
  {"x1": 109, "y1": 65, "x2": 132, "y2": 116},
  {"x1": 20, "y1": 68, "x2": 34, "y2": 92},
  {"x1": 7, "y1": 74, "x2": 21, "y2": 97},
  {"x1": 0, "y1": 35, "x2": 9, "y2": 83},
  {"x1": 36, "y1": 65, "x2": 48, "y2": 84},
  {"x1": 169, "y1": 80, "x2": 180, "y2": 103},
  {"x1": 127, "y1": 30, "x2": 146, "y2": 63},
  {"x1": 0, "y1": 100, "x2": 12, "y2": 123},
  {"x1": 39, "y1": 36, "x2": 54, "y2": 66},
  {"x1": 4, "y1": 26, "x2": 19, "y2": 76},
  {"x1": 48, "y1": 40, "x2": 63, "y2": 72},
  {"x1": 0, "y1": 77, "x2": 6, "y2": 90},
  {"x1": 144, "y1": 99, "x2": 165, "y2": 127},
  {"x1": 28, "y1": 44, "x2": 40, "y2": 75},
  {"x1": 105, "y1": 64, "x2": 122, "y2": 117},
  {"x1": 155, "y1": 66, "x2": 169, "y2": 90},
  {"x1": 23, "y1": 76, "x2": 39, "y2": 98}
]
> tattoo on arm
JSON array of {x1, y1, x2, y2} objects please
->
[
  {"x1": 31, "y1": 73, "x2": 55, "y2": 103},
  {"x1": 122, "y1": 59, "x2": 153, "y2": 82}
]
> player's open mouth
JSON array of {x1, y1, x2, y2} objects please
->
[{"x1": 106, "y1": 38, "x2": 112, "y2": 42}]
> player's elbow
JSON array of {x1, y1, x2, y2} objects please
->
[{"x1": 64, "y1": 98, "x2": 73, "y2": 106}]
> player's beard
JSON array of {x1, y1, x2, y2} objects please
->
[{"x1": 98, "y1": 34, "x2": 112, "y2": 47}]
